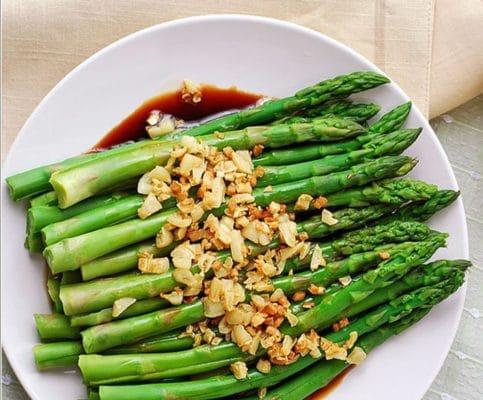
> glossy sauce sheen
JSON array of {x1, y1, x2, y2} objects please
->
[
  {"x1": 307, "y1": 366, "x2": 354, "y2": 399},
  {"x1": 93, "y1": 85, "x2": 262, "y2": 150}
]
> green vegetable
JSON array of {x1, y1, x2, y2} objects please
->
[
  {"x1": 34, "y1": 341, "x2": 85, "y2": 370},
  {"x1": 257, "y1": 128, "x2": 421, "y2": 187},
  {"x1": 34, "y1": 314, "x2": 80, "y2": 341},
  {"x1": 59, "y1": 204, "x2": 399, "y2": 316},
  {"x1": 92, "y1": 274, "x2": 460, "y2": 392}
]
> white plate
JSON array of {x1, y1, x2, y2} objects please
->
[{"x1": 1, "y1": 14, "x2": 468, "y2": 400}]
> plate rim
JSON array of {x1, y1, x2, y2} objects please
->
[{"x1": 1, "y1": 14, "x2": 469, "y2": 400}]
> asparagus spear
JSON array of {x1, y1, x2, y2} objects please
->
[
  {"x1": 37, "y1": 260, "x2": 465, "y2": 372},
  {"x1": 47, "y1": 277, "x2": 63, "y2": 313},
  {"x1": 34, "y1": 341, "x2": 84, "y2": 370},
  {"x1": 80, "y1": 241, "x2": 175, "y2": 281},
  {"x1": 79, "y1": 240, "x2": 423, "y2": 354},
  {"x1": 63, "y1": 175, "x2": 433, "y2": 276},
  {"x1": 273, "y1": 101, "x2": 381, "y2": 125},
  {"x1": 253, "y1": 102, "x2": 411, "y2": 167},
  {"x1": 291, "y1": 259, "x2": 470, "y2": 315},
  {"x1": 30, "y1": 191, "x2": 58, "y2": 207},
  {"x1": 165, "y1": 71, "x2": 390, "y2": 140},
  {"x1": 38, "y1": 127, "x2": 419, "y2": 249},
  {"x1": 28, "y1": 192, "x2": 132, "y2": 234},
  {"x1": 240, "y1": 309, "x2": 432, "y2": 400},
  {"x1": 385, "y1": 189, "x2": 460, "y2": 222},
  {"x1": 70, "y1": 222, "x2": 432, "y2": 326},
  {"x1": 34, "y1": 314, "x2": 80, "y2": 340},
  {"x1": 45, "y1": 155, "x2": 414, "y2": 274},
  {"x1": 41, "y1": 195, "x2": 144, "y2": 245},
  {"x1": 283, "y1": 234, "x2": 446, "y2": 336},
  {"x1": 52, "y1": 117, "x2": 367, "y2": 208},
  {"x1": 80, "y1": 212, "x2": 425, "y2": 282},
  {"x1": 368, "y1": 102, "x2": 412, "y2": 134},
  {"x1": 6, "y1": 72, "x2": 389, "y2": 202},
  {"x1": 32, "y1": 330, "x2": 194, "y2": 371},
  {"x1": 60, "y1": 204, "x2": 399, "y2": 316},
  {"x1": 70, "y1": 298, "x2": 169, "y2": 327},
  {"x1": 90, "y1": 274, "x2": 460, "y2": 390},
  {"x1": 25, "y1": 232, "x2": 43, "y2": 252},
  {"x1": 257, "y1": 128, "x2": 421, "y2": 186}
]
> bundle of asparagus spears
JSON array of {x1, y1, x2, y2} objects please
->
[{"x1": 5, "y1": 71, "x2": 470, "y2": 400}]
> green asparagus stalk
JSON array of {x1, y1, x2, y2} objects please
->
[
  {"x1": 257, "y1": 128, "x2": 421, "y2": 187},
  {"x1": 273, "y1": 101, "x2": 381, "y2": 125},
  {"x1": 291, "y1": 259, "x2": 470, "y2": 315},
  {"x1": 34, "y1": 314, "x2": 80, "y2": 340},
  {"x1": 24, "y1": 232, "x2": 43, "y2": 252},
  {"x1": 272, "y1": 241, "x2": 416, "y2": 294},
  {"x1": 51, "y1": 117, "x2": 367, "y2": 208},
  {"x1": 326, "y1": 220, "x2": 432, "y2": 256},
  {"x1": 165, "y1": 71, "x2": 390, "y2": 140},
  {"x1": 71, "y1": 223, "x2": 432, "y2": 326},
  {"x1": 32, "y1": 330, "x2": 193, "y2": 371},
  {"x1": 385, "y1": 189, "x2": 460, "y2": 222},
  {"x1": 105, "y1": 330, "x2": 193, "y2": 354},
  {"x1": 241, "y1": 309, "x2": 432, "y2": 400},
  {"x1": 41, "y1": 195, "x2": 144, "y2": 246},
  {"x1": 81, "y1": 301, "x2": 204, "y2": 353},
  {"x1": 90, "y1": 274, "x2": 460, "y2": 390},
  {"x1": 30, "y1": 191, "x2": 58, "y2": 207},
  {"x1": 79, "y1": 240, "x2": 422, "y2": 354},
  {"x1": 80, "y1": 241, "x2": 175, "y2": 281},
  {"x1": 368, "y1": 102, "x2": 412, "y2": 134},
  {"x1": 60, "y1": 204, "x2": 399, "y2": 316},
  {"x1": 34, "y1": 341, "x2": 85, "y2": 370},
  {"x1": 324, "y1": 259, "x2": 469, "y2": 323},
  {"x1": 45, "y1": 155, "x2": 414, "y2": 274},
  {"x1": 282, "y1": 234, "x2": 447, "y2": 336},
  {"x1": 28, "y1": 192, "x2": 132, "y2": 234},
  {"x1": 6, "y1": 72, "x2": 389, "y2": 202},
  {"x1": 41, "y1": 260, "x2": 463, "y2": 372},
  {"x1": 47, "y1": 277, "x2": 63, "y2": 313},
  {"x1": 33, "y1": 329, "x2": 197, "y2": 371},
  {"x1": 41, "y1": 130, "x2": 419, "y2": 249},
  {"x1": 6, "y1": 153, "x2": 100, "y2": 201},
  {"x1": 253, "y1": 103, "x2": 411, "y2": 167},
  {"x1": 70, "y1": 298, "x2": 169, "y2": 327}
]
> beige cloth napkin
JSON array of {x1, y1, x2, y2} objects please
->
[{"x1": 2, "y1": 0, "x2": 482, "y2": 159}]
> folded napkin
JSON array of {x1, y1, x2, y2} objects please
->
[{"x1": 2, "y1": 0, "x2": 482, "y2": 158}]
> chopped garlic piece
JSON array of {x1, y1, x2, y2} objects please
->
[
  {"x1": 321, "y1": 209, "x2": 339, "y2": 225},
  {"x1": 156, "y1": 226, "x2": 174, "y2": 249},
  {"x1": 137, "y1": 172, "x2": 152, "y2": 194},
  {"x1": 181, "y1": 79, "x2": 202, "y2": 104},
  {"x1": 112, "y1": 297, "x2": 136, "y2": 317},
  {"x1": 294, "y1": 194, "x2": 313, "y2": 211},
  {"x1": 230, "y1": 361, "x2": 248, "y2": 380},
  {"x1": 346, "y1": 346, "x2": 367, "y2": 364},
  {"x1": 149, "y1": 165, "x2": 171, "y2": 183},
  {"x1": 138, "y1": 255, "x2": 169, "y2": 274},
  {"x1": 138, "y1": 193, "x2": 162, "y2": 219},
  {"x1": 339, "y1": 275, "x2": 352, "y2": 287},
  {"x1": 146, "y1": 114, "x2": 176, "y2": 138},
  {"x1": 230, "y1": 229, "x2": 245, "y2": 262},
  {"x1": 279, "y1": 220, "x2": 298, "y2": 247},
  {"x1": 232, "y1": 150, "x2": 254, "y2": 174},
  {"x1": 256, "y1": 359, "x2": 271, "y2": 374},
  {"x1": 310, "y1": 245, "x2": 326, "y2": 271},
  {"x1": 161, "y1": 288, "x2": 184, "y2": 305}
]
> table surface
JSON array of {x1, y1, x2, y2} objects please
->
[{"x1": 2, "y1": 96, "x2": 482, "y2": 400}]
